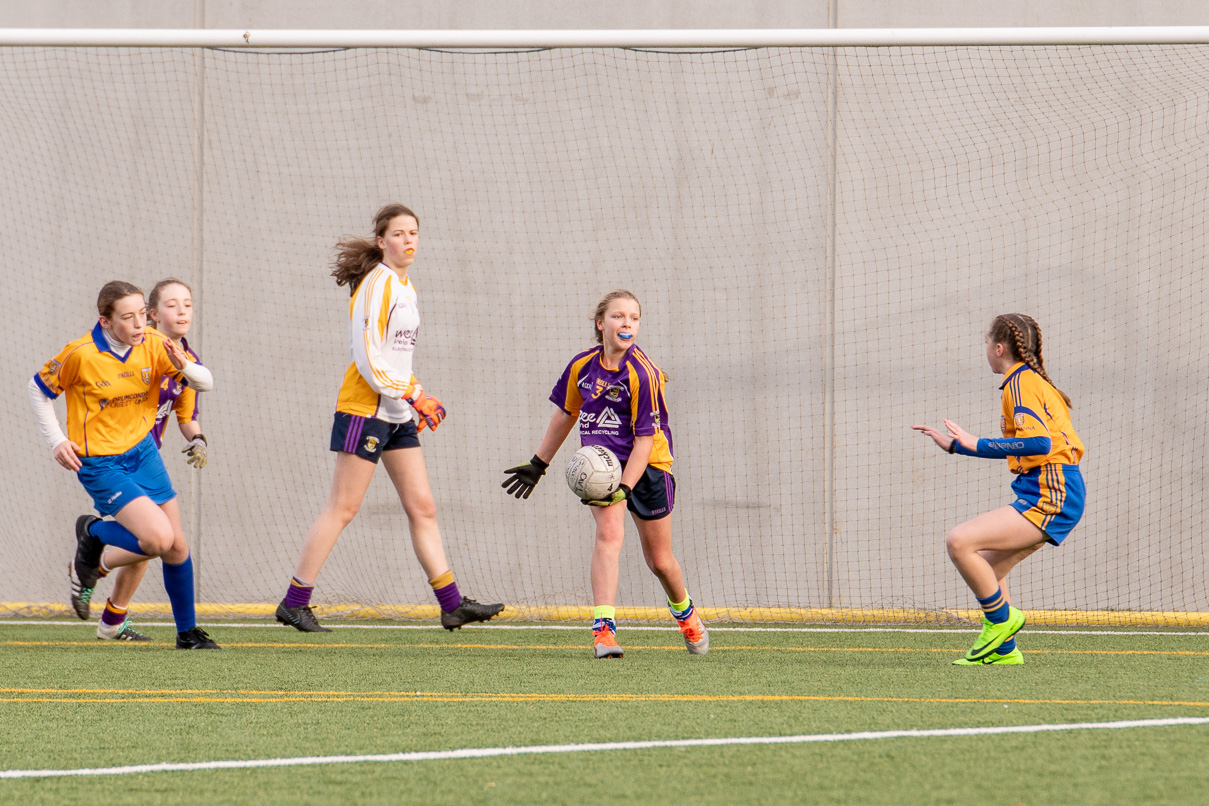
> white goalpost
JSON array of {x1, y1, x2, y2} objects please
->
[{"x1": 1, "y1": 28, "x2": 1205, "y2": 625}]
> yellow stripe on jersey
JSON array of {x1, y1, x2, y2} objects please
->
[
  {"x1": 559, "y1": 349, "x2": 600, "y2": 417},
  {"x1": 36, "y1": 325, "x2": 183, "y2": 457},
  {"x1": 336, "y1": 265, "x2": 420, "y2": 421},
  {"x1": 626, "y1": 350, "x2": 673, "y2": 472}
]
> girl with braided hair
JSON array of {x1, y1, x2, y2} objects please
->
[{"x1": 913, "y1": 314, "x2": 1084, "y2": 665}]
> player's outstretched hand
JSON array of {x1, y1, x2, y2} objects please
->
[
  {"x1": 583, "y1": 483, "x2": 632, "y2": 507},
  {"x1": 183, "y1": 434, "x2": 208, "y2": 469},
  {"x1": 502, "y1": 455, "x2": 549, "y2": 499},
  {"x1": 911, "y1": 423, "x2": 955, "y2": 452},
  {"x1": 942, "y1": 419, "x2": 977, "y2": 452}
]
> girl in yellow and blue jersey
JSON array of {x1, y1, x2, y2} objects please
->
[
  {"x1": 89, "y1": 278, "x2": 210, "y2": 643},
  {"x1": 29, "y1": 281, "x2": 219, "y2": 649},
  {"x1": 502, "y1": 290, "x2": 708, "y2": 660},
  {"x1": 274, "y1": 203, "x2": 503, "y2": 633},
  {"x1": 914, "y1": 313, "x2": 1085, "y2": 666}
]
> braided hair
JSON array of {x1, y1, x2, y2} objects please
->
[{"x1": 988, "y1": 313, "x2": 1072, "y2": 408}]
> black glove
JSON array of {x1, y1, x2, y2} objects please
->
[
  {"x1": 502, "y1": 455, "x2": 549, "y2": 500},
  {"x1": 582, "y1": 483, "x2": 632, "y2": 507}
]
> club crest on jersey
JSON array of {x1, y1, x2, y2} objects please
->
[
  {"x1": 1000, "y1": 415, "x2": 1008, "y2": 436},
  {"x1": 140, "y1": 367, "x2": 152, "y2": 385},
  {"x1": 363, "y1": 316, "x2": 371, "y2": 331},
  {"x1": 1014, "y1": 413, "x2": 1027, "y2": 430},
  {"x1": 606, "y1": 385, "x2": 623, "y2": 402},
  {"x1": 46, "y1": 359, "x2": 61, "y2": 376},
  {"x1": 364, "y1": 436, "x2": 380, "y2": 452}
]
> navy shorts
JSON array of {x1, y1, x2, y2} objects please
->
[
  {"x1": 625, "y1": 463, "x2": 676, "y2": 521},
  {"x1": 77, "y1": 433, "x2": 176, "y2": 516},
  {"x1": 1011, "y1": 464, "x2": 1085, "y2": 546},
  {"x1": 330, "y1": 412, "x2": 420, "y2": 464}
]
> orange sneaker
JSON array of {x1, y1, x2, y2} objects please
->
[
  {"x1": 593, "y1": 625, "x2": 624, "y2": 659},
  {"x1": 677, "y1": 610, "x2": 709, "y2": 655}
]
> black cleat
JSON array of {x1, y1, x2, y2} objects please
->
[
  {"x1": 440, "y1": 597, "x2": 504, "y2": 631},
  {"x1": 70, "y1": 515, "x2": 103, "y2": 620},
  {"x1": 275, "y1": 601, "x2": 332, "y2": 633},
  {"x1": 176, "y1": 626, "x2": 221, "y2": 649}
]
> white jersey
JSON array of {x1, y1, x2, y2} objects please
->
[{"x1": 335, "y1": 263, "x2": 420, "y2": 424}]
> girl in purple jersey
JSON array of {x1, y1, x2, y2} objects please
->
[
  {"x1": 93, "y1": 278, "x2": 208, "y2": 641},
  {"x1": 503, "y1": 290, "x2": 708, "y2": 659}
]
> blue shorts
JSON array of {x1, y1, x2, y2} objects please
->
[
  {"x1": 330, "y1": 412, "x2": 420, "y2": 464},
  {"x1": 1011, "y1": 464, "x2": 1085, "y2": 546},
  {"x1": 77, "y1": 433, "x2": 176, "y2": 516},
  {"x1": 624, "y1": 464, "x2": 676, "y2": 521}
]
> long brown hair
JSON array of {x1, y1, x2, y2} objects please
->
[
  {"x1": 331, "y1": 204, "x2": 419, "y2": 296},
  {"x1": 97, "y1": 280, "x2": 143, "y2": 319},
  {"x1": 988, "y1": 313, "x2": 1072, "y2": 408},
  {"x1": 146, "y1": 277, "x2": 192, "y2": 330},
  {"x1": 592, "y1": 289, "x2": 640, "y2": 344}
]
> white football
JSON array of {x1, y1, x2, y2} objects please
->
[{"x1": 565, "y1": 445, "x2": 622, "y2": 500}]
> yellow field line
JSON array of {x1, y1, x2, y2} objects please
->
[
  {"x1": 4, "y1": 640, "x2": 1209, "y2": 657},
  {"x1": 5, "y1": 602, "x2": 1209, "y2": 626},
  {"x1": 2, "y1": 690, "x2": 1208, "y2": 707}
]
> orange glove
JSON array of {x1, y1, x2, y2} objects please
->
[{"x1": 404, "y1": 376, "x2": 446, "y2": 431}]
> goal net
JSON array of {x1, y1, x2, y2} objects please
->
[{"x1": 1, "y1": 39, "x2": 1205, "y2": 625}]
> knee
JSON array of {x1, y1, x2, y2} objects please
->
[
  {"x1": 403, "y1": 494, "x2": 437, "y2": 523},
  {"x1": 140, "y1": 524, "x2": 176, "y2": 557},
  {"x1": 945, "y1": 526, "x2": 973, "y2": 558},
  {"x1": 645, "y1": 551, "x2": 676, "y2": 578},
  {"x1": 325, "y1": 501, "x2": 361, "y2": 528},
  {"x1": 595, "y1": 527, "x2": 625, "y2": 550}
]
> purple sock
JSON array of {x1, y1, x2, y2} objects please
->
[
  {"x1": 284, "y1": 577, "x2": 313, "y2": 608},
  {"x1": 434, "y1": 581, "x2": 462, "y2": 613},
  {"x1": 100, "y1": 600, "x2": 126, "y2": 627}
]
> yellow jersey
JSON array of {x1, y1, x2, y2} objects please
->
[
  {"x1": 35, "y1": 324, "x2": 185, "y2": 457},
  {"x1": 999, "y1": 361, "x2": 1084, "y2": 474}
]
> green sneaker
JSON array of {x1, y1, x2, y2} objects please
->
[
  {"x1": 953, "y1": 648, "x2": 1024, "y2": 666},
  {"x1": 964, "y1": 606, "x2": 1025, "y2": 661}
]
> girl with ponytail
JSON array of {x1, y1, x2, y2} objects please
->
[
  {"x1": 275, "y1": 204, "x2": 503, "y2": 633},
  {"x1": 913, "y1": 314, "x2": 1084, "y2": 666}
]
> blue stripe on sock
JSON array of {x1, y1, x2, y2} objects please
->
[
  {"x1": 162, "y1": 555, "x2": 196, "y2": 633},
  {"x1": 90, "y1": 520, "x2": 147, "y2": 555}
]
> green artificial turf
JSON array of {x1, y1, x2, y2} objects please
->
[{"x1": 1, "y1": 620, "x2": 1207, "y2": 805}]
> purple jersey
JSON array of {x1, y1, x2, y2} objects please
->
[
  {"x1": 149, "y1": 337, "x2": 201, "y2": 449},
  {"x1": 549, "y1": 344, "x2": 673, "y2": 471}
]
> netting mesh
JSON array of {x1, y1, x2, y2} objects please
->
[{"x1": 1, "y1": 45, "x2": 1205, "y2": 624}]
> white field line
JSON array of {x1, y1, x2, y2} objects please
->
[
  {"x1": 2, "y1": 621, "x2": 1208, "y2": 636},
  {"x1": 2, "y1": 717, "x2": 1207, "y2": 780}
]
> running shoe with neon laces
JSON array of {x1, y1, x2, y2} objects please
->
[
  {"x1": 677, "y1": 610, "x2": 709, "y2": 655},
  {"x1": 964, "y1": 606, "x2": 1026, "y2": 661},
  {"x1": 97, "y1": 619, "x2": 152, "y2": 642},
  {"x1": 70, "y1": 515, "x2": 103, "y2": 620},
  {"x1": 953, "y1": 648, "x2": 1024, "y2": 666},
  {"x1": 593, "y1": 624, "x2": 624, "y2": 659}
]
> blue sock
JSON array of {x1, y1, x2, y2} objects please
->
[
  {"x1": 90, "y1": 520, "x2": 147, "y2": 556},
  {"x1": 162, "y1": 555, "x2": 197, "y2": 633},
  {"x1": 995, "y1": 637, "x2": 1017, "y2": 655},
  {"x1": 976, "y1": 588, "x2": 1011, "y2": 624}
]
